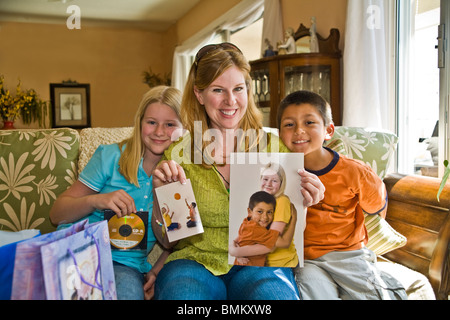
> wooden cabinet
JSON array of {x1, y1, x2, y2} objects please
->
[{"x1": 250, "y1": 25, "x2": 342, "y2": 128}]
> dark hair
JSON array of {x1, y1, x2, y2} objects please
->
[
  {"x1": 248, "y1": 191, "x2": 276, "y2": 211},
  {"x1": 277, "y1": 90, "x2": 333, "y2": 128}
]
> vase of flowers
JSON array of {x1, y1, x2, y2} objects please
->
[{"x1": 0, "y1": 75, "x2": 50, "y2": 129}]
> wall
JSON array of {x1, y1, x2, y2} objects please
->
[
  {"x1": 281, "y1": 0, "x2": 348, "y2": 51},
  {"x1": 0, "y1": 21, "x2": 164, "y2": 128},
  {"x1": 0, "y1": 0, "x2": 348, "y2": 129}
]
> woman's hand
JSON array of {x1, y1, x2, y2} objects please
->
[
  {"x1": 297, "y1": 169, "x2": 325, "y2": 207},
  {"x1": 143, "y1": 270, "x2": 157, "y2": 300},
  {"x1": 152, "y1": 160, "x2": 187, "y2": 188}
]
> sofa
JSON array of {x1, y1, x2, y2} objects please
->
[{"x1": 0, "y1": 126, "x2": 448, "y2": 300}]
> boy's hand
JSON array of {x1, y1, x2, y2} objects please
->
[{"x1": 297, "y1": 169, "x2": 325, "y2": 207}]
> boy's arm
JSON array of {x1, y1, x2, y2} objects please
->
[
  {"x1": 360, "y1": 168, "x2": 388, "y2": 219},
  {"x1": 229, "y1": 205, "x2": 298, "y2": 257},
  {"x1": 229, "y1": 242, "x2": 273, "y2": 257}
]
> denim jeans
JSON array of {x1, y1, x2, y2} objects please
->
[
  {"x1": 154, "y1": 259, "x2": 300, "y2": 300},
  {"x1": 113, "y1": 262, "x2": 145, "y2": 300}
]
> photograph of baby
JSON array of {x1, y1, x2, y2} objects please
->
[
  {"x1": 155, "y1": 179, "x2": 203, "y2": 243},
  {"x1": 228, "y1": 153, "x2": 305, "y2": 268}
]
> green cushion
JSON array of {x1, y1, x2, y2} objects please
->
[
  {"x1": 324, "y1": 126, "x2": 398, "y2": 179},
  {"x1": 0, "y1": 128, "x2": 80, "y2": 234},
  {"x1": 325, "y1": 126, "x2": 407, "y2": 255}
]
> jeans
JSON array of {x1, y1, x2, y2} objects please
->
[
  {"x1": 154, "y1": 259, "x2": 300, "y2": 300},
  {"x1": 113, "y1": 261, "x2": 145, "y2": 300},
  {"x1": 295, "y1": 248, "x2": 407, "y2": 300}
]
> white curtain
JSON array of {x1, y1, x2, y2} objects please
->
[
  {"x1": 343, "y1": 0, "x2": 395, "y2": 130},
  {"x1": 171, "y1": 0, "x2": 264, "y2": 91},
  {"x1": 261, "y1": 0, "x2": 284, "y2": 56}
]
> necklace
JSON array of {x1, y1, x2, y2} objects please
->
[
  {"x1": 212, "y1": 163, "x2": 230, "y2": 187},
  {"x1": 194, "y1": 143, "x2": 231, "y2": 190}
]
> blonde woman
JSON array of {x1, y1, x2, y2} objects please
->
[
  {"x1": 50, "y1": 86, "x2": 183, "y2": 300},
  {"x1": 151, "y1": 43, "x2": 324, "y2": 300}
]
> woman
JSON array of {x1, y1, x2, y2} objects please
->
[
  {"x1": 151, "y1": 43, "x2": 324, "y2": 300},
  {"x1": 49, "y1": 86, "x2": 183, "y2": 300}
]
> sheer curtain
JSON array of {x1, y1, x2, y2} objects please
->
[
  {"x1": 171, "y1": 0, "x2": 264, "y2": 91},
  {"x1": 343, "y1": 0, "x2": 396, "y2": 130},
  {"x1": 261, "y1": 0, "x2": 283, "y2": 56}
]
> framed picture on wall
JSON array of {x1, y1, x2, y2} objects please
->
[{"x1": 50, "y1": 82, "x2": 91, "y2": 128}]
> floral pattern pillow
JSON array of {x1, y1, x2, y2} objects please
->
[
  {"x1": 0, "y1": 129, "x2": 80, "y2": 234},
  {"x1": 324, "y1": 127, "x2": 398, "y2": 179}
]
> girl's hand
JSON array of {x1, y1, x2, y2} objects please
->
[
  {"x1": 152, "y1": 160, "x2": 187, "y2": 188},
  {"x1": 297, "y1": 169, "x2": 325, "y2": 207},
  {"x1": 94, "y1": 190, "x2": 136, "y2": 218}
]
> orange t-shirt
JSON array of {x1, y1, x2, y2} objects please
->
[
  {"x1": 304, "y1": 149, "x2": 387, "y2": 260},
  {"x1": 234, "y1": 218, "x2": 280, "y2": 266}
]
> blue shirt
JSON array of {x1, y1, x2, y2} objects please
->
[{"x1": 75, "y1": 144, "x2": 155, "y2": 273}]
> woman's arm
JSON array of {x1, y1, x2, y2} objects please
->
[{"x1": 49, "y1": 180, "x2": 136, "y2": 225}]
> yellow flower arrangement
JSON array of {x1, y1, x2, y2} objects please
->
[{"x1": 0, "y1": 75, "x2": 49, "y2": 127}]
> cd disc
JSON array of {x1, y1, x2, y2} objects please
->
[{"x1": 107, "y1": 213, "x2": 146, "y2": 250}]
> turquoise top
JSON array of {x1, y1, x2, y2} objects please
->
[{"x1": 59, "y1": 144, "x2": 156, "y2": 274}]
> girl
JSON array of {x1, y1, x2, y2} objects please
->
[{"x1": 50, "y1": 86, "x2": 183, "y2": 300}]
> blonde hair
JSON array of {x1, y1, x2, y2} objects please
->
[
  {"x1": 261, "y1": 162, "x2": 287, "y2": 198},
  {"x1": 118, "y1": 86, "x2": 182, "y2": 186},
  {"x1": 180, "y1": 44, "x2": 264, "y2": 167}
]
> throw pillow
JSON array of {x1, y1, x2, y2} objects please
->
[{"x1": 0, "y1": 129, "x2": 80, "y2": 234}]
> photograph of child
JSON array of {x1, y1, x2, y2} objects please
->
[
  {"x1": 232, "y1": 191, "x2": 298, "y2": 267},
  {"x1": 228, "y1": 153, "x2": 305, "y2": 267},
  {"x1": 155, "y1": 179, "x2": 203, "y2": 242}
]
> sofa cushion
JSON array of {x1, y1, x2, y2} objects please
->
[
  {"x1": 365, "y1": 213, "x2": 407, "y2": 255},
  {"x1": 377, "y1": 261, "x2": 436, "y2": 300},
  {"x1": 324, "y1": 127, "x2": 398, "y2": 179},
  {"x1": 0, "y1": 128, "x2": 80, "y2": 234},
  {"x1": 78, "y1": 127, "x2": 133, "y2": 174}
]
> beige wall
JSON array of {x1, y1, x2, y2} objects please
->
[
  {"x1": 1, "y1": 0, "x2": 347, "y2": 129},
  {"x1": 0, "y1": 22, "x2": 163, "y2": 128},
  {"x1": 281, "y1": 0, "x2": 347, "y2": 51}
]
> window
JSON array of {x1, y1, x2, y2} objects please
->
[
  {"x1": 397, "y1": 0, "x2": 442, "y2": 177},
  {"x1": 213, "y1": 18, "x2": 264, "y2": 61},
  {"x1": 230, "y1": 18, "x2": 263, "y2": 61}
]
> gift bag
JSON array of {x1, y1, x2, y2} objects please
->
[
  {"x1": 40, "y1": 220, "x2": 116, "y2": 300},
  {"x1": 0, "y1": 230, "x2": 41, "y2": 300},
  {"x1": 11, "y1": 220, "x2": 116, "y2": 300}
]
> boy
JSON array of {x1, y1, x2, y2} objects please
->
[
  {"x1": 277, "y1": 90, "x2": 406, "y2": 300},
  {"x1": 230, "y1": 191, "x2": 297, "y2": 266}
]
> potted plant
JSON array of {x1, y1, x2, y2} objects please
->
[
  {"x1": 0, "y1": 75, "x2": 50, "y2": 129},
  {"x1": 437, "y1": 160, "x2": 449, "y2": 201}
]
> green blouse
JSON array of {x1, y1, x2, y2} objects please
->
[{"x1": 162, "y1": 132, "x2": 289, "y2": 275}]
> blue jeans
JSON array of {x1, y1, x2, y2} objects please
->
[
  {"x1": 154, "y1": 259, "x2": 300, "y2": 300},
  {"x1": 113, "y1": 262, "x2": 145, "y2": 300}
]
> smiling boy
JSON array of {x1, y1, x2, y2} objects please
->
[
  {"x1": 277, "y1": 90, "x2": 406, "y2": 300},
  {"x1": 230, "y1": 191, "x2": 298, "y2": 267}
]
